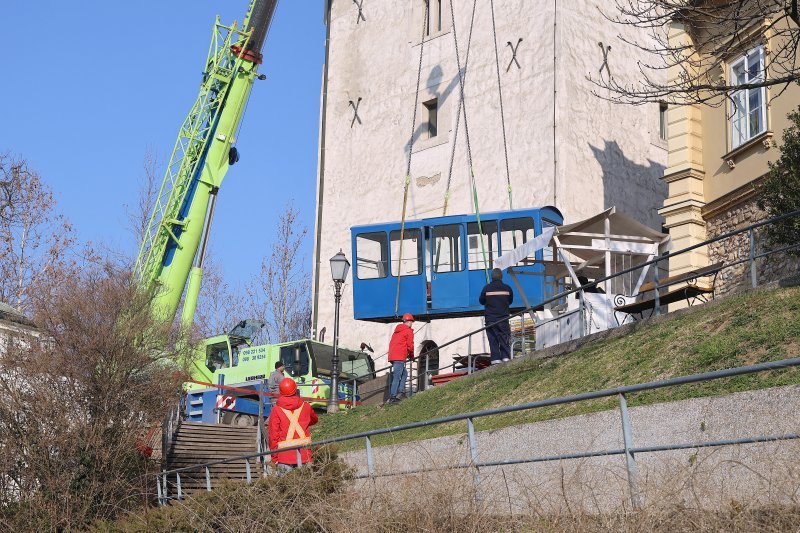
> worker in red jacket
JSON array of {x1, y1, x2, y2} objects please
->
[
  {"x1": 268, "y1": 378, "x2": 318, "y2": 471},
  {"x1": 387, "y1": 313, "x2": 415, "y2": 404}
]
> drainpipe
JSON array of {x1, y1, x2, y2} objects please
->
[{"x1": 312, "y1": 0, "x2": 333, "y2": 338}]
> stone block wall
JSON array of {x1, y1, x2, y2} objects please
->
[{"x1": 706, "y1": 197, "x2": 800, "y2": 295}]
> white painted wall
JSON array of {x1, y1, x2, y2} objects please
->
[{"x1": 312, "y1": 0, "x2": 667, "y2": 369}]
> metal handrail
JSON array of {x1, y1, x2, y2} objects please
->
[
  {"x1": 157, "y1": 356, "x2": 800, "y2": 481},
  {"x1": 388, "y1": 208, "x2": 800, "y2": 367}
]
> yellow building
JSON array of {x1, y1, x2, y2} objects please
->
[{"x1": 660, "y1": 15, "x2": 800, "y2": 293}]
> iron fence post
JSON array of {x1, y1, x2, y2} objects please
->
[
  {"x1": 176, "y1": 473, "x2": 183, "y2": 500},
  {"x1": 749, "y1": 228, "x2": 758, "y2": 288},
  {"x1": 205, "y1": 466, "x2": 212, "y2": 491},
  {"x1": 162, "y1": 471, "x2": 168, "y2": 503},
  {"x1": 352, "y1": 378, "x2": 358, "y2": 407},
  {"x1": 216, "y1": 374, "x2": 225, "y2": 424},
  {"x1": 424, "y1": 351, "x2": 430, "y2": 391},
  {"x1": 156, "y1": 474, "x2": 163, "y2": 506},
  {"x1": 257, "y1": 379, "x2": 265, "y2": 462},
  {"x1": 653, "y1": 258, "x2": 661, "y2": 316},
  {"x1": 467, "y1": 417, "x2": 482, "y2": 504},
  {"x1": 365, "y1": 436, "x2": 375, "y2": 477},
  {"x1": 618, "y1": 393, "x2": 641, "y2": 509},
  {"x1": 245, "y1": 458, "x2": 252, "y2": 483},
  {"x1": 408, "y1": 358, "x2": 414, "y2": 397}
]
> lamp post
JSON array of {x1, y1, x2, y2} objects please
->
[{"x1": 328, "y1": 250, "x2": 350, "y2": 413}]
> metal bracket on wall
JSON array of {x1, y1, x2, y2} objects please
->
[
  {"x1": 353, "y1": 0, "x2": 366, "y2": 24},
  {"x1": 506, "y1": 38, "x2": 523, "y2": 71},
  {"x1": 598, "y1": 42, "x2": 612, "y2": 79},
  {"x1": 349, "y1": 97, "x2": 363, "y2": 127}
]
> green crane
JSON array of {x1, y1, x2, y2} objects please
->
[{"x1": 135, "y1": 0, "x2": 277, "y2": 327}]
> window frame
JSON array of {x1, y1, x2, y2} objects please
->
[
  {"x1": 389, "y1": 228, "x2": 424, "y2": 277},
  {"x1": 467, "y1": 220, "x2": 498, "y2": 271},
  {"x1": 658, "y1": 102, "x2": 668, "y2": 142},
  {"x1": 431, "y1": 224, "x2": 464, "y2": 273},
  {"x1": 499, "y1": 217, "x2": 535, "y2": 258},
  {"x1": 423, "y1": 98, "x2": 438, "y2": 139},
  {"x1": 355, "y1": 231, "x2": 389, "y2": 280},
  {"x1": 728, "y1": 45, "x2": 767, "y2": 150}
]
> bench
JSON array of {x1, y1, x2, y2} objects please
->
[{"x1": 614, "y1": 262, "x2": 724, "y2": 324}]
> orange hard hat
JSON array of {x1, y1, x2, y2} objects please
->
[
  {"x1": 402, "y1": 313, "x2": 414, "y2": 322},
  {"x1": 279, "y1": 378, "x2": 298, "y2": 396}
]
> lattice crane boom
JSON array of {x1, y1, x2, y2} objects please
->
[{"x1": 135, "y1": 0, "x2": 278, "y2": 327}]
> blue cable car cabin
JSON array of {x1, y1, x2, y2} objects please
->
[{"x1": 350, "y1": 206, "x2": 564, "y2": 322}]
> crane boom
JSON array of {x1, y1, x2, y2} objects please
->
[{"x1": 135, "y1": 1, "x2": 278, "y2": 326}]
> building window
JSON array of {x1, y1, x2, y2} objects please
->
[
  {"x1": 424, "y1": 98, "x2": 438, "y2": 139},
  {"x1": 729, "y1": 46, "x2": 766, "y2": 149},
  {"x1": 659, "y1": 102, "x2": 668, "y2": 141},
  {"x1": 425, "y1": 0, "x2": 443, "y2": 35}
]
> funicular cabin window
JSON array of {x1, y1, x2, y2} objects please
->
[
  {"x1": 467, "y1": 220, "x2": 498, "y2": 270},
  {"x1": 542, "y1": 219, "x2": 557, "y2": 262},
  {"x1": 356, "y1": 232, "x2": 388, "y2": 280},
  {"x1": 432, "y1": 224, "x2": 462, "y2": 273},
  {"x1": 541, "y1": 218, "x2": 560, "y2": 299},
  {"x1": 500, "y1": 218, "x2": 535, "y2": 263},
  {"x1": 390, "y1": 229, "x2": 423, "y2": 276}
]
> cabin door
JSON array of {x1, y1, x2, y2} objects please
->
[{"x1": 428, "y1": 224, "x2": 470, "y2": 310}]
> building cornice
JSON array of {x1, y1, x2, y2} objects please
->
[
  {"x1": 658, "y1": 199, "x2": 707, "y2": 228},
  {"x1": 701, "y1": 177, "x2": 766, "y2": 220},
  {"x1": 662, "y1": 166, "x2": 705, "y2": 184}
]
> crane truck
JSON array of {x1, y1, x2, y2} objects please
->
[{"x1": 134, "y1": 0, "x2": 373, "y2": 425}]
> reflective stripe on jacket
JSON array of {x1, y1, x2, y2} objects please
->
[
  {"x1": 268, "y1": 395, "x2": 318, "y2": 464},
  {"x1": 479, "y1": 279, "x2": 514, "y2": 321}
]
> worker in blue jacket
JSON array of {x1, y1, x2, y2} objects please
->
[{"x1": 479, "y1": 268, "x2": 514, "y2": 365}]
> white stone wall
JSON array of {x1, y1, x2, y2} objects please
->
[{"x1": 313, "y1": 0, "x2": 668, "y2": 367}]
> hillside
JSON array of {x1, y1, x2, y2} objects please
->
[{"x1": 314, "y1": 286, "x2": 800, "y2": 448}]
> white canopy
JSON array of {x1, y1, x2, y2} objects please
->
[{"x1": 495, "y1": 207, "x2": 671, "y2": 271}]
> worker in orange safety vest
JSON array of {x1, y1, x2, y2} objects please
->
[{"x1": 268, "y1": 377, "x2": 318, "y2": 470}]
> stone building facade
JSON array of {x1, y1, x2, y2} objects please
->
[
  {"x1": 660, "y1": 15, "x2": 800, "y2": 293},
  {"x1": 312, "y1": 0, "x2": 668, "y2": 367}
]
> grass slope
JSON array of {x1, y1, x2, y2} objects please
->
[{"x1": 315, "y1": 286, "x2": 800, "y2": 449}]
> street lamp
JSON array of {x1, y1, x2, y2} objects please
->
[{"x1": 328, "y1": 249, "x2": 350, "y2": 413}]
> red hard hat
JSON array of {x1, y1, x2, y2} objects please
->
[
  {"x1": 402, "y1": 313, "x2": 415, "y2": 322},
  {"x1": 279, "y1": 378, "x2": 298, "y2": 396}
]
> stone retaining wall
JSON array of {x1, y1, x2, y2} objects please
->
[{"x1": 706, "y1": 197, "x2": 800, "y2": 296}]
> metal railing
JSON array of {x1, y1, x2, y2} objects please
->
[
  {"x1": 373, "y1": 208, "x2": 800, "y2": 389},
  {"x1": 156, "y1": 356, "x2": 800, "y2": 507}
]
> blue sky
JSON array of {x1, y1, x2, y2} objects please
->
[{"x1": 0, "y1": 1, "x2": 325, "y2": 286}]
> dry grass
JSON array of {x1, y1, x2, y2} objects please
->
[
  {"x1": 316, "y1": 286, "x2": 800, "y2": 450},
  {"x1": 98, "y1": 446, "x2": 800, "y2": 532}
]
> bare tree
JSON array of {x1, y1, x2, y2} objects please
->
[
  {"x1": 125, "y1": 147, "x2": 161, "y2": 248},
  {"x1": 0, "y1": 154, "x2": 75, "y2": 312},
  {"x1": 592, "y1": 1, "x2": 800, "y2": 105},
  {"x1": 193, "y1": 252, "x2": 248, "y2": 338},
  {"x1": 246, "y1": 202, "x2": 311, "y2": 344},
  {"x1": 0, "y1": 263, "x2": 189, "y2": 529}
]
